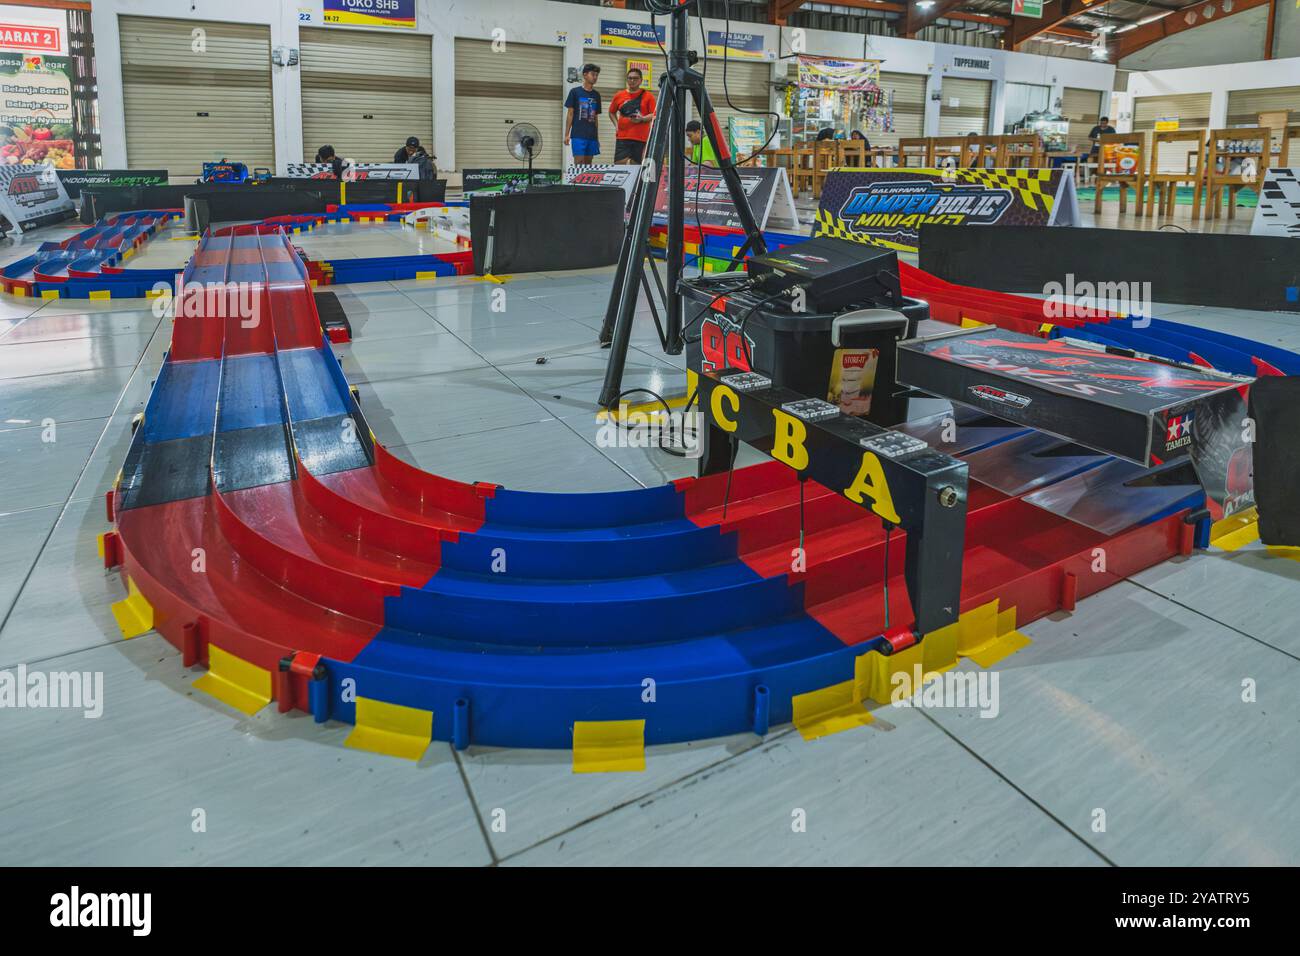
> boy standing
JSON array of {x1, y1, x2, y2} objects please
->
[
  {"x1": 564, "y1": 64, "x2": 602, "y2": 164},
  {"x1": 608, "y1": 67, "x2": 656, "y2": 165}
]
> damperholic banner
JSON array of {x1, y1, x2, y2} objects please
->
[
  {"x1": 0, "y1": 161, "x2": 75, "y2": 233},
  {"x1": 57, "y1": 169, "x2": 169, "y2": 198},
  {"x1": 462, "y1": 168, "x2": 563, "y2": 195},
  {"x1": 797, "y1": 56, "x2": 881, "y2": 90},
  {"x1": 0, "y1": 52, "x2": 76, "y2": 170},
  {"x1": 1250, "y1": 168, "x2": 1300, "y2": 239},
  {"x1": 564, "y1": 164, "x2": 639, "y2": 204},
  {"x1": 815, "y1": 167, "x2": 1078, "y2": 253},
  {"x1": 653, "y1": 165, "x2": 799, "y2": 232}
]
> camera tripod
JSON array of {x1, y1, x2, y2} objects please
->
[{"x1": 596, "y1": 0, "x2": 768, "y2": 408}]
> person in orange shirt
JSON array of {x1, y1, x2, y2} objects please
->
[{"x1": 607, "y1": 67, "x2": 656, "y2": 165}]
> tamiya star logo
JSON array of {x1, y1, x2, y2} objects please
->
[{"x1": 1165, "y1": 410, "x2": 1194, "y2": 451}]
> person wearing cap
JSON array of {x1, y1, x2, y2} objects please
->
[
  {"x1": 394, "y1": 136, "x2": 436, "y2": 178},
  {"x1": 608, "y1": 67, "x2": 655, "y2": 165},
  {"x1": 564, "y1": 63, "x2": 602, "y2": 164}
]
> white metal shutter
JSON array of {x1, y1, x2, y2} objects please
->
[
  {"x1": 1132, "y1": 92, "x2": 1211, "y2": 130},
  {"x1": 300, "y1": 28, "x2": 432, "y2": 165},
  {"x1": 1226, "y1": 86, "x2": 1300, "y2": 125},
  {"x1": 1134, "y1": 92, "x2": 1211, "y2": 172},
  {"x1": 454, "y1": 38, "x2": 563, "y2": 170},
  {"x1": 938, "y1": 78, "x2": 990, "y2": 137},
  {"x1": 875, "y1": 71, "x2": 926, "y2": 151},
  {"x1": 1062, "y1": 87, "x2": 1104, "y2": 152},
  {"x1": 119, "y1": 16, "x2": 274, "y2": 180},
  {"x1": 692, "y1": 56, "x2": 772, "y2": 152}
]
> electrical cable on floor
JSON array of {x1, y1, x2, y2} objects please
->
[
  {"x1": 882, "y1": 521, "x2": 894, "y2": 631},
  {"x1": 606, "y1": 386, "x2": 694, "y2": 458},
  {"x1": 721, "y1": 432, "x2": 739, "y2": 519}
]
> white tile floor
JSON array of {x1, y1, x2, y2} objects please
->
[{"x1": 0, "y1": 218, "x2": 1297, "y2": 866}]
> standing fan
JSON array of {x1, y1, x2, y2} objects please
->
[{"x1": 507, "y1": 122, "x2": 543, "y2": 187}]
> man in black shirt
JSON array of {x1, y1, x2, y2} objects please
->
[{"x1": 1088, "y1": 117, "x2": 1116, "y2": 156}]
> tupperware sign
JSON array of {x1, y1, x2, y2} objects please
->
[{"x1": 323, "y1": 0, "x2": 415, "y2": 29}]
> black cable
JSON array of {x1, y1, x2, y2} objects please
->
[
  {"x1": 721, "y1": 433, "x2": 739, "y2": 519},
  {"x1": 735, "y1": 289, "x2": 787, "y2": 370},
  {"x1": 606, "y1": 387, "x2": 697, "y2": 459},
  {"x1": 882, "y1": 522, "x2": 893, "y2": 630}
]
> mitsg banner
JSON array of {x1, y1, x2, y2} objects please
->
[
  {"x1": 815, "y1": 167, "x2": 1078, "y2": 252},
  {"x1": 652, "y1": 165, "x2": 798, "y2": 232}
]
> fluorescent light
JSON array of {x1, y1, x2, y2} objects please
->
[{"x1": 917, "y1": 1, "x2": 936, "y2": 8}]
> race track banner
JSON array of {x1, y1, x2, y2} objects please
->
[
  {"x1": 57, "y1": 169, "x2": 169, "y2": 198},
  {"x1": 1249, "y1": 168, "x2": 1300, "y2": 239},
  {"x1": 564, "y1": 164, "x2": 639, "y2": 204},
  {"x1": 0, "y1": 161, "x2": 75, "y2": 233},
  {"x1": 599, "y1": 19, "x2": 665, "y2": 51},
  {"x1": 653, "y1": 165, "x2": 799, "y2": 231},
  {"x1": 462, "y1": 168, "x2": 563, "y2": 195},
  {"x1": 797, "y1": 56, "x2": 881, "y2": 90},
  {"x1": 815, "y1": 166, "x2": 1078, "y2": 253}
]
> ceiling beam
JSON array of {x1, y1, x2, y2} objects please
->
[
  {"x1": 1113, "y1": 0, "x2": 1273, "y2": 61},
  {"x1": 773, "y1": 0, "x2": 904, "y2": 21},
  {"x1": 1005, "y1": 0, "x2": 1108, "y2": 49},
  {"x1": 903, "y1": 0, "x2": 969, "y2": 37}
]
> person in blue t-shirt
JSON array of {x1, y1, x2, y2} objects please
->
[{"x1": 564, "y1": 64, "x2": 602, "y2": 164}]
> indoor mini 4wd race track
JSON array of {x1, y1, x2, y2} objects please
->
[{"x1": 80, "y1": 219, "x2": 1299, "y2": 768}]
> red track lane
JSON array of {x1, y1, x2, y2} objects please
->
[{"x1": 117, "y1": 494, "x2": 376, "y2": 670}]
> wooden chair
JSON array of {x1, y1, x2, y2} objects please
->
[
  {"x1": 836, "y1": 140, "x2": 867, "y2": 169},
  {"x1": 1094, "y1": 131, "x2": 1147, "y2": 216},
  {"x1": 1145, "y1": 128, "x2": 1206, "y2": 220},
  {"x1": 997, "y1": 133, "x2": 1044, "y2": 169},
  {"x1": 791, "y1": 143, "x2": 817, "y2": 197},
  {"x1": 966, "y1": 135, "x2": 1000, "y2": 169},
  {"x1": 930, "y1": 136, "x2": 966, "y2": 171},
  {"x1": 1204, "y1": 127, "x2": 1270, "y2": 220},
  {"x1": 868, "y1": 146, "x2": 896, "y2": 168},
  {"x1": 811, "y1": 140, "x2": 839, "y2": 198},
  {"x1": 898, "y1": 137, "x2": 931, "y2": 168}
]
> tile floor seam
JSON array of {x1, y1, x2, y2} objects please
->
[
  {"x1": 449, "y1": 746, "x2": 503, "y2": 867},
  {"x1": 1122, "y1": 573, "x2": 1300, "y2": 664},
  {"x1": 491, "y1": 731, "x2": 783, "y2": 864},
  {"x1": 489, "y1": 356, "x2": 656, "y2": 490},
  {"x1": 914, "y1": 708, "x2": 1118, "y2": 867}
]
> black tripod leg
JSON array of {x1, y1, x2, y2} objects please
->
[
  {"x1": 664, "y1": 81, "x2": 688, "y2": 355},
  {"x1": 596, "y1": 88, "x2": 676, "y2": 408},
  {"x1": 689, "y1": 82, "x2": 768, "y2": 257}
]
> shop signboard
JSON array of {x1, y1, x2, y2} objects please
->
[
  {"x1": 321, "y1": 0, "x2": 415, "y2": 29},
  {"x1": 598, "y1": 19, "x2": 665, "y2": 51},
  {"x1": 706, "y1": 30, "x2": 771, "y2": 61},
  {"x1": 0, "y1": 51, "x2": 75, "y2": 171}
]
